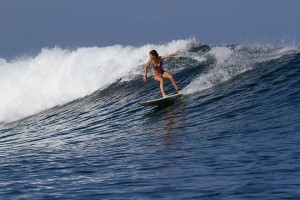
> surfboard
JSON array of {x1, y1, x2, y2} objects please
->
[{"x1": 138, "y1": 93, "x2": 182, "y2": 107}]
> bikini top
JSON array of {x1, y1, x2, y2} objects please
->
[{"x1": 150, "y1": 59, "x2": 163, "y2": 69}]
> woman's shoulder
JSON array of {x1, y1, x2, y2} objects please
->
[{"x1": 146, "y1": 59, "x2": 152, "y2": 65}]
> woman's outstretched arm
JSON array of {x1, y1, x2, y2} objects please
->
[{"x1": 161, "y1": 51, "x2": 180, "y2": 60}]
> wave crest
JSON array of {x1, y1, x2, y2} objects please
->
[{"x1": 0, "y1": 39, "x2": 192, "y2": 123}]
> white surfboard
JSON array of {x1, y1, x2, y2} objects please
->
[{"x1": 138, "y1": 93, "x2": 182, "y2": 107}]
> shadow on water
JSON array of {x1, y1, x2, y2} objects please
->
[{"x1": 143, "y1": 97, "x2": 186, "y2": 135}]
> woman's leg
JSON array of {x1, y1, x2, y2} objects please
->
[
  {"x1": 162, "y1": 72, "x2": 180, "y2": 92},
  {"x1": 154, "y1": 75, "x2": 168, "y2": 98}
]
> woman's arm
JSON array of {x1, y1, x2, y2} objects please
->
[
  {"x1": 143, "y1": 60, "x2": 151, "y2": 82},
  {"x1": 161, "y1": 51, "x2": 180, "y2": 61}
]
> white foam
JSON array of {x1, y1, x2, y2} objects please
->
[
  {"x1": 0, "y1": 39, "x2": 192, "y2": 123},
  {"x1": 209, "y1": 46, "x2": 233, "y2": 65},
  {"x1": 183, "y1": 44, "x2": 299, "y2": 95}
]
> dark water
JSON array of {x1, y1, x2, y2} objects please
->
[{"x1": 1, "y1": 41, "x2": 300, "y2": 199}]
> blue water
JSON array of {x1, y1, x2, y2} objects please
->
[{"x1": 1, "y1": 40, "x2": 300, "y2": 199}]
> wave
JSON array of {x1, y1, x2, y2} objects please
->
[
  {"x1": 0, "y1": 39, "x2": 193, "y2": 123},
  {"x1": 184, "y1": 44, "x2": 299, "y2": 94},
  {"x1": 0, "y1": 38, "x2": 299, "y2": 123}
]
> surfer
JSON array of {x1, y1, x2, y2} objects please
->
[{"x1": 143, "y1": 50, "x2": 181, "y2": 98}]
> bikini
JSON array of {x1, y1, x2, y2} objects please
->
[
  {"x1": 150, "y1": 59, "x2": 165, "y2": 77},
  {"x1": 150, "y1": 58, "x2": 181, "y2": 92}
]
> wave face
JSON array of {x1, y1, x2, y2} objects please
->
[{"x1": 1, "y1": 39, "x2": 300, "y2": 199}]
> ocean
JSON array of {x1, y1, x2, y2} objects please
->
[{"x1": 1, "y1": 38, "x2": 300, "y2": 199}]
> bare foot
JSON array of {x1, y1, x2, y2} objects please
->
[{"x1": 163, "y1": 94, "x2": 169, "y2": 98}]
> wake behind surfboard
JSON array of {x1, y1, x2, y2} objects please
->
[{"x1": 138, "y1": 93, "x2": 182, "y2": 107}]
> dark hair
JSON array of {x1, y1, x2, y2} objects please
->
[{"x1": 149, "y1": 50, "x2": 159, "y2": 57}]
